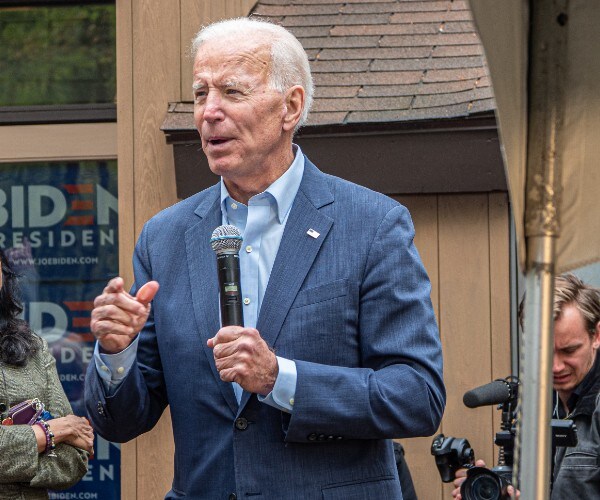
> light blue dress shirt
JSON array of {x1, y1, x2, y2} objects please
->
[{"x1": 94, "y1": 146, "x2": 305, "y2": 413}]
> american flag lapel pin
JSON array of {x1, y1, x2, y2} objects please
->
[{"x1": 307, "y1": 228, "x2": 320, "y2": 239}]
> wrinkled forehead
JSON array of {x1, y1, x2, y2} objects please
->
[{"x1": 193, "y1": 36, "x2": 272, "y2": 79}]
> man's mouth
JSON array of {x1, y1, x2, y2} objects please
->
[{"x1": 206, "y1": 137, "x2": 230, "y2": 146}]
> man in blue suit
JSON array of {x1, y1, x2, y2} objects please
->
[{"x1": 85, "y1": 17, "x2": 445, "y2": 499}]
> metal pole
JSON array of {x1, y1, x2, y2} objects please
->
[
  {"x1": 514, "y1": 1, "x2": 568, "y2": 497},
  {"x1": 515, "y1": 236, "x2": 555, "y2": 499}
]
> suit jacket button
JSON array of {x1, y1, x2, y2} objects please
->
[
  {"x1": 228, "y1": 494, "x2": 237, "y2": 500},
  {"x1": 0, "y1": 403, "x2": 6, "y2": 412},
  {"x1": 307, "y1": 433, "x2": 317, "y2": 441},
  {"x1": 234, "y1": 417, "x2": 248, "y2": 431},
  {"x1": 317, "y1": 434, "x2": 326, "y2": 441},
  {"x1": 97, "y1": 402, "x2": 105, "y2": 416}
]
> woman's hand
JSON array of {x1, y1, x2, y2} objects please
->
[{"x1": 48, "y1": 415, "x2": 95, "y2": 454}]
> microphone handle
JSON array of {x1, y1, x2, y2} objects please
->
[{"x1": 216, "y1": 252, "x2": 244, "y2": 327}]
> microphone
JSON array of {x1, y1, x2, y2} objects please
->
[
  {"x1": 210, "y1": 225, "x2": 244, "y2": 327},
  {"x1": 463, "y1": 378, "x2": 518, "y2": 408}
]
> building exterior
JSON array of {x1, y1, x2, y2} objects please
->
[
  {"x1": 0, "y1": 1, "x2": 513, "y2": 498},
  {"x1": 0, "y1": 2, "x2": 120, "y2": 498}
]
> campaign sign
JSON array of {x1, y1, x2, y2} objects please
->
[
  {"x1": 0, "y1": 161, "x2": 118, "y2": 281},
  {"x1": 22, "y1": 282, "x2": 121, "y2": 500},
  {"x1": 2, "y1": 160, "x2": 120, "y2": 499}
]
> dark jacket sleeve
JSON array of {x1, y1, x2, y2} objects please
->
[
  {"x1": 84, "y1": 223, "x2": 169, "y2": 443},
  {"x1": 551, "y1": 393, "x2": 600, "y2": 499}
]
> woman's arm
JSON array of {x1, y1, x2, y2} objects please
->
[{"x1": 27, "y1": 340, "x2": 91, "y2": 490}]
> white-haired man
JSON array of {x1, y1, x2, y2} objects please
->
[{"x1": 86, "y1": 18, "x2": 445, "y2": 499}]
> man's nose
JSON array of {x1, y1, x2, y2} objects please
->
[
  {"x1": 202, "y1": 92, "x2": 224, "y2": 122},
  {"x1": 552, "y1": 353, "x2": 564, "y2": 373}
]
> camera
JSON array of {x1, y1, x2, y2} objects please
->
[
  {"x1": 430, "y1": 434, "x2": 474, "y2": 482},
  {"x1": 431, "y1": 434, "x2": 512, "y2": 500},
  {"x1": 460, "y1": 466, "x2": 512, "y2": 500},
  {"x1": 431, "y1": 376, "x2": 577, "y2": 500}
]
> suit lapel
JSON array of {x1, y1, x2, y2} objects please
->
[
  {"x1": 239, "y1": 160, "x2": 334, "y2": 411},
  {"x1": 185, "y1": 187, "x2": 239, "y2": 414}
]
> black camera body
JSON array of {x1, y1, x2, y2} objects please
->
[
  {"x1": 431, "y1": 434, "x2": 513, "y2": 500},
  {"x1": 431, "y1": 434, "x2": 474, "y2": 482},
  {"x1": 431, "y1": 376, "x2": 578, "y2": 500}
]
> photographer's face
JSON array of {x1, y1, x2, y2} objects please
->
[{"x1": 553, "y1": 304, "x2": 600, "y2": 404}]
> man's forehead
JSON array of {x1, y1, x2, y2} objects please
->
[
  {"x1": 555, "y1": 335, "x2": 584, "y2": 349},
  {"x1": 192, "y1": 71, "x2": 250, "y2": 87},
  {"x1": 194, "y1": 41, "x2": 270, "y2": 81},
  {"x1": 554, "y1": 319, "x2": 589, "y2": 347},
  {"x1": 195, "y1": 37, "x2": 271, "y2": 64}
]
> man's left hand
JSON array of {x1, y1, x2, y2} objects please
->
[{"x1": 208, "y1": 326, "x2": 278, "y2": 395}]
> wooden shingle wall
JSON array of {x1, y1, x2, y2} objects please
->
[{"x1": 398, "y1": 193, "x2": 511, "y2": 499}]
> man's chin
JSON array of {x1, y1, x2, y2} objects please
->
[{"x1": 206, "y1": 158, "x2": 234, "y2": 177}]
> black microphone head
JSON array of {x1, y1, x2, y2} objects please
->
[
  {"x1": 463, "y1": 380, "x2": 512, "y2": 409},
  {"x1": 210, "y1": 225, "x2": 243, "y2": 255}
]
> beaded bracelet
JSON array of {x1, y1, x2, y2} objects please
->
[{"x1": 35, "y1": 419, "x2": 56, "y2": 457}]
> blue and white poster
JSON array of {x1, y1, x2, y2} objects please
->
[
  {"x1": 0, "y1": 160, "x2": 120, "y2": 499},
  {"x1": 0, "y1": 161, "x2": 118, "y2": 281}
]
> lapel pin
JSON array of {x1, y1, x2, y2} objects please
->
[{"x1": 307, "y1": 228, "x2": 320, "y2": 239}]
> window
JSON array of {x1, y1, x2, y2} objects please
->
[
  {"x1": 0, "y1": 1, "x2": 116, "y2": 123},
  {"x1": 0, "y1": 3, "x2": 119, "y2": 498}
]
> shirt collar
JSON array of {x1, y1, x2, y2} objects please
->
[{"x1": 220, "y1": 144, "x2": 305, "y2": 224}]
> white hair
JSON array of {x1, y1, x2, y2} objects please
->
[{"x1": 191, "y1": 17, "x2": 314, "y2": 131}]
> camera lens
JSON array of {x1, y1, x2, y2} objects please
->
[
  {"x1": 461, "y1": 468, "x2": 509, "y2": 500},
  {"x1": 469, "y1": 475, "x2": 500, "y2": 500}
]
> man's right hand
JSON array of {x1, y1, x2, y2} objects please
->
[{"x1": 90, "y1": 277, "x2": 159, "y2": 354}]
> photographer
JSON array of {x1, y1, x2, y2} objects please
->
[
  {"x1": 452, "y1": 460, "x2": 519, "y2": 499},
  {"x1": 452, "y1": 273, "x2": 600, "y2": 499}
]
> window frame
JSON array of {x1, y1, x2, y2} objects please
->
[
  {"x1": 0, "y1": 0, "x2": 116, "y2": 124},
  {"x1": 0, "y1": 1, "x2": 110, "y2": 7},
  {"x1": 0, "y1": 104, "x2": 116, "y2": 125}
]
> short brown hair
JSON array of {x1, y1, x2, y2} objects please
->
[
  {"x1": 518, "y1": 273, "x2": 600, "y2": 336},
  {"x1": 553, "y1": 273, "x2": 600, "y2": 336}
]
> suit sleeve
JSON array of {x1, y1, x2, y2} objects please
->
[
  {"x1": 283, "y1": 204, "x2": 446, "y2": 442},
  {"x1": 0, "y1": 341, "x2": 88, "y2": 490},
  {"x1": 85, "y1": 223, "x2": 169, "y2": 443}
]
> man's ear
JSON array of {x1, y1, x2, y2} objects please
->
[
  {"x1": 282, "y1": 85, "x2": 305, "y2": 132},
  {"x1": 593, "y1": 321, "x2": 600, "y2": 349}
]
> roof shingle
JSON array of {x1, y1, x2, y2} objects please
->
[
  {"x1": 251, "y1": 0, "x2": 495, "y2": 126},
  {"x1": 163, "y1": 0, "x2": 496, "y2": 131}
]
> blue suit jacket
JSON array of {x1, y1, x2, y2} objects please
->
[{"x1": 85, "y1": 158, "x2": 445, "y2": 499}]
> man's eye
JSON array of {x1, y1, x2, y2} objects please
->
[
  {"x1": 194, "y1": 92, "x2": 207, "y2": 102},
  {"x1": 225, "y1": 88, "x2": 241, "y2": 95}
]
